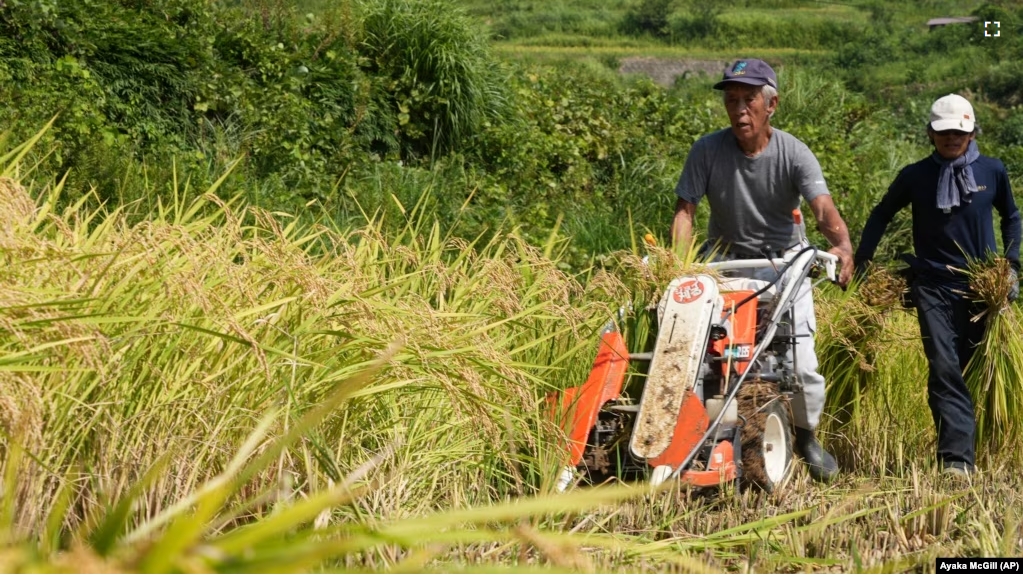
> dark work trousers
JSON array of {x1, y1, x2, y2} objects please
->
[{"x1": 912, "y1": 280, "x2": 988, "y2": 468}]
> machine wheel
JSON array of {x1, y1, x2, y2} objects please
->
[{"x1": 737, "y1": 381, "x2": 794, "y2": 493}]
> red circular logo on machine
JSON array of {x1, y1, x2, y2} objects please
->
[{"x1": 672, "y1": 279, "x2": 705, "y2": 304}]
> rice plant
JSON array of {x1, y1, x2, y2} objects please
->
[
  {"x1": 817, "y1": 264, "x2": 906, "y2": 437},
  {"x1": 0, "y1": 149, "x2": 612, "y2": 543},
  {"x1": 963, "y1": 257, "x2": 1023, "y2": 464}
]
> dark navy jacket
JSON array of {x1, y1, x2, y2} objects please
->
[{"x1": 855, "y1": 153, "x2": 1021, "y2": 285}]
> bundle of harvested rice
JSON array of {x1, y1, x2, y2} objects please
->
[
  {"x1": 963, "y1": 257, "x2": 1023, "y2": 463},
  {"x1": 817, "y1": 264, "x2": 906, "y2": 431}
]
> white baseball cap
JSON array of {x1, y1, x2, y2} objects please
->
[{"x1": 929, "y1": 94, "x2": 975, "y2": 132}]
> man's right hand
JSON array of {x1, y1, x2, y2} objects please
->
[
  {"x1": 809, "y1": 195, "x2": 854, "y2": 288},
  {"x1": 671, "y1": 198, "x2": 697, "y2": 255},
  {"x1": 827, "y1": 246, "x2": 853, "y2": 288}
]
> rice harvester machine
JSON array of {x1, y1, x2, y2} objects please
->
[{"x1": 551, "y1": 239, "x2": 838, "y2": 493}]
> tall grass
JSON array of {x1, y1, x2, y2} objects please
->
[{"x1": 360, "y1": 0, "x2": 509, "y2": 158}]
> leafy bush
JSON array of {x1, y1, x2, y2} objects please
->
[
  {"x1": 359, "y1": 0, "x2": 509, "y2": 160},
  {"x1": 619, "y1": 0, "x2": 677, "y2": 38},
  {"x1": 665, "y1": 2, "x2": 720, "y2": 42},
  {"x1": 470, "y1": 64, "x2": 724, "y2": 251},
  {"x1": 0, "y1": 0, "x2": 517, "y2": 210},
  {"x1": 0, "y1": 0, "x2": 217, "y2": 144}
]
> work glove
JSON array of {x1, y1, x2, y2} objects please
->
[{"x1": 1009, "y1": 268, "x2": 1019, "y2": 303}]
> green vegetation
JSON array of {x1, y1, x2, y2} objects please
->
[
  {"x1": 3, "y1": 0, "x2": 1023, "y2": 571},
  {"x1": 4, "y1": 0, "x2": 1021, "y2": 262}
]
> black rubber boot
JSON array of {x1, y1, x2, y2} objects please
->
[{"x1": 794, "y1": 427, "x2": 839, "y2": 483}]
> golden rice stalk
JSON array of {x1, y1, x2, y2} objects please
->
[
  {"x1": 601, "y1": 245, "x2": 714, "y2": 310},
  {"x1": 858, "y1": 263, "x2": 907, "y2": 311},
  {"x1": 0, "y1": 177, "x2": 36, "y2": 254},
  {"x1": 0, "y1": 177, "x2": 35, "y2": 221},
  {"x1": 967, "y1": 255, "x2": 1013, "y2": 312},
  {"x1": 817, "y1": 263, "x2": 906, "y2": 433},
  {"x1": 962, "y1": 257, "x2": 1023, "y2": 463}
]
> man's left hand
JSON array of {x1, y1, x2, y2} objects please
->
[
  {"x1": 828, "y1": 246, "x2": 853, "y2": 288},
  {"x1": 1009, "y1": 269, "x2": 1019, "y2": 303}
]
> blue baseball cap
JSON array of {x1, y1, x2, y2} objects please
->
[{"x1": 713, "y1": 59, "x2": 778, "y2": 90}]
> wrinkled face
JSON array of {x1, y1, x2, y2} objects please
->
[
  {"x1": 928, "y1": 128, "x2": 976, "y2": 160},
  {"x1": 723, "y1": 84, "x2": 777, "y2": 146}
]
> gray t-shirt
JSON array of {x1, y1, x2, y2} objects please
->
[{"x1": 675, "y1": 127, "x2": 829, "y2": 255}]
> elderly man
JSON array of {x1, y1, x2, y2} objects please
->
[
  {"x1": 855, "y1": 94, "x2": 1021, "y2": 476},
  {"x1": 671, "y1": 58, "x2": 854, "y2": 482}
]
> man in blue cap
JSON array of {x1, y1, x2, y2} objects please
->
[
  {"x1": 855, "y1": 94, "x2": 1021, "y2": 477},
  {"x1": 671, "y1": 58, "x2": 854, "y2": 483}
]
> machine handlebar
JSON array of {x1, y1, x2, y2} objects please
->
[{"x1": 705, "y1": 248, "x2": 839, "y2": 283}]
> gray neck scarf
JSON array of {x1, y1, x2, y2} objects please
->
[{"x1": 933, "y1": 140, "x2": 979, "y2": 211}]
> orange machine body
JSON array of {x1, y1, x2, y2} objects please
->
[
  {"x1": 680, "y1": 441, "x2": 737, "y2": 487},
  {"x1": 553, "y1": 330, "x2": 630, "y2": 466},
  {"x1": 711, "y1": 290, "x2": 757, "y2": 376},
  {"x1": 647, "y1": 289, "x2": 755, "y2": 484},
  {"x1": 555, "y1": 287, "x2": 756, "y2": 485}
]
